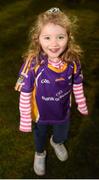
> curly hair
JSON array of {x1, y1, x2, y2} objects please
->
[{"x1": 23, "y1": 8, "x2": 83, "y2": 65}]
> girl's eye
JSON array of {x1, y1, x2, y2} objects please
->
[
  {"x1": 58, "y1": 36, "x2": 64, "y2": 39},
  {"x1": 44, "y1": 36, "x2": 50, "y2": 40}
]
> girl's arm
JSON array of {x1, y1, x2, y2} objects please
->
[
  {"x1": 73, "y1": 61, "x2": 88, "y2": 115},
  {"x1": 19, "y1": 91, "x2": 32, "y2": 132},
  {"x1": 15, "y1": 61, "x2": 35, "y2": 132},
  {"x1": 73, "y1": 83, "x2": 88, "y2": 115}
]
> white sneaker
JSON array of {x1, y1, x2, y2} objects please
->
[
  {"x1": 50, "y1": 136, "x2": 68, "y2": 161},
  {"x1": 33, "y1": 151, "x2": 46, "y2": 176}
]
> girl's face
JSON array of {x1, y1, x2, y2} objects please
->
[{"x1": 39, "y1": 23, "x2": 68, "y2": 62}]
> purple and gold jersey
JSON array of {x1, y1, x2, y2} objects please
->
[{"x1": 19, "y1": 57, "x2": 83, "y2": 124}]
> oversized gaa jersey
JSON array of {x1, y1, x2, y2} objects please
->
[{"x1": 18, "y1": 56, "x2": 84, "y2": 125}]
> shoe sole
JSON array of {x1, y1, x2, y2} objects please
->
[
  {"x1": 50, "y1": 138, "x2": 68, "y2": 161},
  {"x1": 34, "y1": 165, "x2": 45, "y2": 176}
]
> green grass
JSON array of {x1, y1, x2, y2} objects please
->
[{"x1": 0, "y1": 0, "x2": 99, "y2": 178}]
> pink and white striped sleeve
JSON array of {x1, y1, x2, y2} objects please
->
[
  {"x1": 19, "y1": 91, "x2": 32, "y2": 132},
  {"x1": 73, "y1": 83, "x2": 88, "y2": 115}
]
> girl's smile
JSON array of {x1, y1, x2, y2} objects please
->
[
  {"x1": 39, "y1": 23, "x2": 68, "y2": 62},
  {"x1": 49, "y1": 48, "x2": 60, "y2": 53}
]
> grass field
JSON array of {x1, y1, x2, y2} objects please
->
[{"x1": 0, "y1": 0, "x2": 99, "y2": 178}]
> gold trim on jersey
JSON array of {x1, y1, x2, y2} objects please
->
[
  {"x1": 48, "y1": 63, "x2": 67, "y2": 73},
  {"x1": 31, "y1": 83, "x2": 39, "y2": 122}
]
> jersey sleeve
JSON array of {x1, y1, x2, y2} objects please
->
[
  {"x1": 73, "y1": 61, "x2": 83, "y2": 84},
  {"x1": 73, "y1": 61, "x2": 88, "y2": 115},
  {"x1": 17, "y1": 62, "x2": 35, "y2": 93}
]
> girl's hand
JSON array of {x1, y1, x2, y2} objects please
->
[
  {"x1": 77, "y1": 102, "x2": 88, "y2": 115},
  {"x1": 19, "y1": 126, "x2": 32, "y2": 132}
]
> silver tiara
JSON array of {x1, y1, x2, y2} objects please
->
[{"x1": 47, "y1": 7, "x2": 61, "y2": 13}]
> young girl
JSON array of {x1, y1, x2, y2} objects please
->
[{"x1": 15, "y1": 7, "x2": 88, "y2": 176}]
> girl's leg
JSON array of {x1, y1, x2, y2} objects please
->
[
  {"x1": 50, "y1": 120, "x2": 70, "y2": 161},
  {"x1": 52, "y1": 120, "x2": 70, "y2": 143},
  {"x1": 34, "y1": 123, "x2": 48, "y2": 153}
]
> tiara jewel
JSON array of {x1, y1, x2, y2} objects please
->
[{"x1": 47, "y1": 7, "x2": 61, "y2": 13}]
